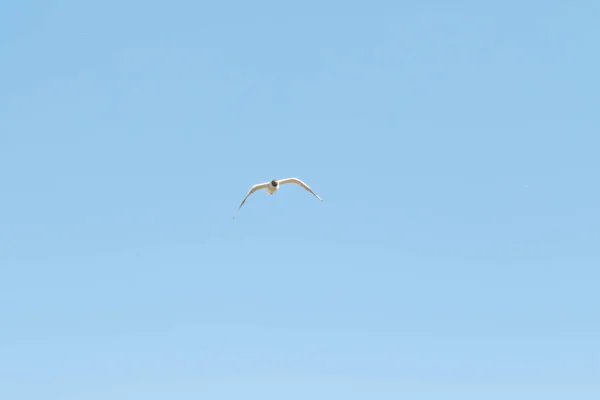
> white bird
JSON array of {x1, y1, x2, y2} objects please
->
[{"x1": 234, "y1": 177, "x2": 323, "y2": 217}]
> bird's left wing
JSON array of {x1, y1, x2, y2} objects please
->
[
  {"x1": 234, "y1": 182, "x2": 270, "y2": 217},
  {"x1": 278, "y1": 177, "x2": 323, "y2": 201}
]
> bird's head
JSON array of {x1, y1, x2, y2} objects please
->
[{"x1": 271, "y1": 179, "x2": 278, "y2": 187}]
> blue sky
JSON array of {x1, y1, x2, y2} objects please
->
[{"x1": 1, "y1": 1, "x2": 599, "y2": 398}]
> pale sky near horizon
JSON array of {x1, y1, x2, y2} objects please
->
[{"x1": 1, "y1": 1, "x2": 599, "y2": 399}]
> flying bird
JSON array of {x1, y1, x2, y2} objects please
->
[{"x1": 234, "y1": 177, "x2": 323, "y2": 217}]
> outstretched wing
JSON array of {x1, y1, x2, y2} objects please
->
[
  {"x1": 278, "y1": 177, "x2": 323, "y2": 201},
  {"x1": 234, "y1": 182, "x2": 269, "y2": 217}
]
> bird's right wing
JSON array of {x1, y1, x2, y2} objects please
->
[
  {"x1": 278, "y1": 177, "x2": 323, "y2": 201},
  {"x1": 234, "y1": 182, "x2": 269, "y2": 217}
]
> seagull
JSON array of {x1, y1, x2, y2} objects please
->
[{"x1": 234, "y1": 177, "x2": 323, "y2": 217}]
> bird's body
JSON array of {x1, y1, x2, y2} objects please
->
[
  {"x1": 234, "y1": 177, "x2": 322, "y2": 217},
  {"x1": 266, "y1": 179, "x2": 279, "y2": 195}
]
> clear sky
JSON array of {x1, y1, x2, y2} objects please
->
[{"x1": 1, "y1": 1, "x2": 599, "y2": 399}]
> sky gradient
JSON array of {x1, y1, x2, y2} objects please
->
[{"x1": 1, "y1": 1, "x2": 599, "y2": 399}]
